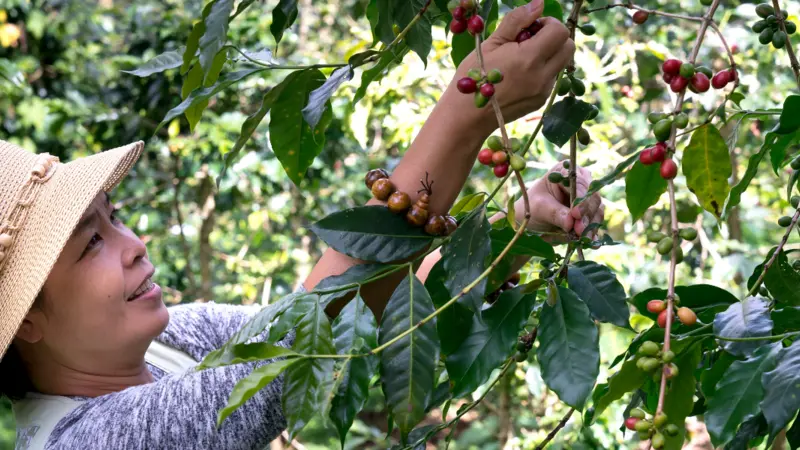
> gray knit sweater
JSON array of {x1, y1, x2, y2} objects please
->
[{"x1": 31, "y1": 291, "x2": 302, "y2": 450}]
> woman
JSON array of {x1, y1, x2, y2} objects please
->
[{"x1": 0, "y1": 1, "x2": 604, "y2": 448}]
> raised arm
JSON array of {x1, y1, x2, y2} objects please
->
[{"x1": 305, "y1": 1, "x2": 576, "y2": 318}]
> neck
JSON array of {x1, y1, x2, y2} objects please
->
[{"x1": 18, "y1": 342, "x2": 155, "y2": 398}]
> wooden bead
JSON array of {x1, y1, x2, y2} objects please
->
[
  {"x1": 31, "y1": 164, "x2": 47, "y2": 177},
  {"x1": 371, "y1": 178, "x2": 395, "y2": 201},
  {"x1": 0, "y1": 233, "x2": 11, "y2": 249},
  {"x1": 387, "y1": 191, "x2": 411, "y2": 214},
  {"x1": 0, "y1": 251, "x2": 5, "y2": 262},
  {"x1": 406, "y1": 206, "x2": 429, "y2": 227},
  {"x1": 424, "y1": 215, "x2": 446, "y2": 236},
  {"x1": 443, "y1": 216, "x2": 458, "y2": 236}
]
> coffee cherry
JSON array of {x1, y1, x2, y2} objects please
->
[
  {"x1": 457, "y1": 77, "x2": 478, "y2": 93},
  {"x1": 510, "y1": 154, "x2": 526, "y2": 172},
  {"x1": 660, "y1": 159, "x2": 678, "y2": 179},
  {"x1": 756, "y1": 3, "x2": 776, "y2": 19},
  {"x1": 639, "y1": 149, "x2": 654, "y2": 165},
  {"x1": 586, "y1": 105, "x2": 600, "y2": 120},
  {"x1": 562, "y1": 160, "x2": 571, "y2": 170},
  {"x1": 372, "y1": 178, "x2": 395, "y2": 200},
  {"x1": 657, "y1": 309, "x2": 673, "y2": 328},
  {"x1": 474, "y1": 92, "x2": 490, "y2": 108},
  {"x1": 677, "y1": 307, "x2": 697, "y2": 326},
  {"x1": 767, "y1": 15, "x2": 778, "y2": 25},
  {"x1": 571, "y1": 78, "x2": 586, "y2": 96},
  {"x1": 548, "y1": 172, "x2": 565, "y2": 183},
  {"x1": 662, "y1": 72, "x2": 675, "y2": 84},
  {"x1": 647, "y1": 231, "x2": 667, "y2": 243},
  {"x1": 643, "y1": 358, "x2": 661, "y2": 372},
  {"x1": 653, "y1": 119, "x2": 673, "y2": 142},
  {"x1": 779, "y1": 215, "x2": 793, "y2": 227},
  {"x1": 485, "y1": 135, "x2": 503, "y2": 151},
  {"x1": 487, "y1": 69, "x2": 504, "y2": 84},
  {"x1": 711, "y1": 70, "x2": 730, "y2": 89},
  {"x1": 787, "y1": 21, "x2": 797, "y2": 35},
  {"x1": 662, "y1": 350, "x2": 675, "y2": 363},
  {"x1": 690, "y1": 73, "x2": 711, "y2": 93},
  {"x1": 478, "y1": 148, "x2": 494, "y2": 165},
  {"x1": 514, "y1": 352, "x2": 528, "y2": 362},
  {"x1": 516, "y1": 29, "x2": 532, "y2": 42},
  {"x1": 492, "y1": 151, "x2": 508, "y2": 165},
  {"x1": 773, "y1": 31, "x2": 787, "y2": 49},
  {"x1": 650, "y1": 144, "x2": 667, "y2": 163},
  {"x1": 480, "y1": 82, "x2": 495, "y2": 98},
  {"x1": 654, "y1": 413, "x2": 668, "y2": 428},
  {"x1": 633, "y1": 10, "x2": 649, "y2": 24},
  {"x1": 424, "y1": 215, "x2": 447, "y2": 236},
  {"x1": 450, "y1": 18, "x2": 468, "y2": 34},
  {"x1": 452, "y1": 6, "x2": 466, "y2": 20},
  {"x1": 467, "y1": 15, "x2": 485, "y2": 34},
  {"x1": 460, "y1": 0, "x2": 476, "y2": 9},
  {"x1": 792, "y1": 195, "x2": 800, "y2": 208},
  {"x1": 578, "y1": 127, "x2": 591, "y2": 145},
  {"x1": 662, "y1": 59, "x2": 682, "y2": 75},
  {"x1": 648, "y1": 112, "x2": 667, "y2": 124},
  {"x1": 657, "y1": 236, "x2": 674, "y2": 255},
  {"x1": 679, "y1": 228, "x2": 698, "y2": 240},
  {"x1": 675, "y1": 246, "x2": 685, "y2": 264},
  {"x1": 695, "y1": 65, "x2": 713, "y2": 78},
  {"x1": 467, "y1": 68, "x2": 482, "y2": 81},
  {"x1": 557, "y1": 78, "x2": 572, "y2": 95},
  {"x1": 579, "y1": 23, "x2": 596, "y2": 35},
  {"x1": 516, "y1": 341, "x2": 528, "y2": 352},
  {"x1": 444, "y1": 216, "x2": 458, "y2": 235},
  {"x1": 791, "y1": 156, "x2": 800, "y2": 170},
  {"x1": 630, "y1": 408, "x2": 646, "y2": 419},
  {"x1": 759, "y1": 28, "x2": 774, "y2": 45},
  {"x1": 494, "y1": 162, "x2": 510, "y2": 178},
  {"x1": 665, "y1": 363, "x2": 679, "y2": 379},
  {"x1": 665, "y1": 424, "x2": 680, "y2": 437},
  {"x1": 652, "y1": 432, "x2": 665, "y2": 449},
  {"x1": 528, "y1": 18, "x2": 544, "y2": 34},
  {"x1": 447, "y1": 0, "x2": 460, "y2": 13},
  {"x1": 753, "y1": 20, "x2": 769, "y2": 33},
  {"x1": 387, "y1": 191, "x2": 411, "y2": 214},
  {"x1": 670, "y1": 76, "x2": 689, "y2": 93},
  {"x1": 365, "y1": 168, "x2": 389, "y2": 189},
  {"x1": 625, "y1": 417, "x2": 640, "y2": 430},
  {"x1": 679, "y1": 63, "x2": 695, "y2": 79},
  {"x1": 638, "y1": 430, "x2": 652, "y2": 440},
  {"x1": 647, "y1": 300, "x2": 667, "y2": 314},
  {"x1": 639, "y1": 341, "x2": 660, "y2": 356}
]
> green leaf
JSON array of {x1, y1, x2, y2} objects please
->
[
  {"x1": 774, "y1": 95, "x2": 800, "y2": 134},
  {"x1": 730, "y1": 92, "x2": 746, "y2": 107},
  {"x1": 663, "y1": 345, "x2": 703, "y2": 450},
  {"x1": 538, "y1": 286, "x2": 600, "y2": 409},
  {"x1": 625, "y1": 159, "x2": 668, "y2": 222},
  {"x1": 353, "y1": 45, "x2": 409, "y2": 105},
  {"x1": 705, "y1": 344, "x2": 782, "y2": 446},
  {"x1": 725, "y1": 133, "x2": 775, "y2": 217},
  {"x1": 394, "y1": 0, "x2": 433, "y2": 65},
  {"x1": 199, "y1": 342, "x2": 299, "y2": 369},
  {"x1": 122, "y1": 47, "x2": 185, "y2": 77},
  {"x1": 762, "y1": 339, "x2": 800, "y2": 437},
  {"x1": 198, "y1": 0, "x2": 234, "y2": 81},
  {"x1": 589, "y1": 356, "x2": 648, "y2": 421},
  {"x1": 450, "y1": 1, "x2": 498, "y2": 66},
  {"x1": 682, "y1": 125, "x2": 732, "y2": 219},
  {"x1": 269, "y1": 69, "x2": 334, "y2": 185},
  {"x1": 221, "y1": 73, "x2": 296, "y2": 179},
  {"x1": 713, "y1": 297, "x2": 774, "y2": 357},
  {"x1": 270, "y1": 0, "x2": 299, "y2": 45},
  {"x1": 725, "y1": 414, "x2": 768, "y2": 450},
  {"x1": 488, "y1": 224, "x2": 556, "y2": 259},
  {"x1": 267, "y1": 294, "x2": 319, "y2": 343},
  {"x1": 441, "y1": 206, "x2": 491, "y2": 313},
  {"x1": 567, "y1": 261, "x2": 630, "y2": 328},
  {"x1": 330, "y1": 295, "x2": 379, "y2": 446},
  {"x1": 310, "y1": 206, "x2": 434, "y2": 263},
  {"x1": 542, "y1": 98, "x2": 595, "y2": 148},
  {"x1": 180, "y1": 63, "x2": 208, "y2": 131},
  {"x1": 450, "y1": 193, "x2": 487, "y2": 217},
  {"x1": 789, "y1": 171, "x2": 800, "y2": 203},
  {"x1": 631, "y1": 284, "x2": 738, "y2": 323},
  {"x1": 374, "y1": 0, "x2": 395, "y2": 46},
  {"x1": 181, "y1": 20, "x2": 205, "y2": 74},
  {"x1": 302, "y1": 67, "x2": 352, "y2": 130},
  {"x1": 232, "y1": 0, "x2": 259, "y2": 19},
  {"x1": 700, "y1": 352, "x2": 737, "y2": 400},
  {"x1": 543, "y1": 0, "x2": 564, "y2": 20},
  {"x1": 764, "y1": 248, "x2": 800, "y2": 305},
  {"x1": 379, "y1": 274, "x2": 440, "y2": 437},
  {"x1": 446, "y1": 286, "x2": 537, "y2": 398},
  {"x1": 316, "y1": 263, "x2": 397, "y2": 305},
  {"x1": 772, "y1": 306, "x2": 800, "y2": 334},
  {"x1": 574, "y1": 152, "x2": 640, "y2": 206},
  {"x1": 161, "y1": 67, "x2": 265, "y2": 132},
  {"x1": 425, "y1": 259, "x2": 474, "y2": 356},
  {"x1": 217, "y1": 358, "x2": 299, "y2": 426},
  {"x1": 283, "y1": 297, "x2": 337, "y2": 439},
  {"x1": 769, "y1": 132, "x2": 797, "y2": 174}
]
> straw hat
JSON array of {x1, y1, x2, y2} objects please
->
[{"x1": 0, "y1": 140, "x2": 144, "y2": 358}]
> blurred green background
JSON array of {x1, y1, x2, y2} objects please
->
[{"x1": 1, "y1": 0, "x2": 799, "y2": 448}]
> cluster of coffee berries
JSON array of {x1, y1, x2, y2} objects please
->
[
  {"x1": 556, "y1": 73, "x2": 587, "y2": 97},
  {"x1": 625, "y1": 408, "x2": 680, "y2": 448},
  {"x1": 515, "y1": 19, "x2": 543, "y2": 42},
  {"x1": 646, "y1": 295, "x2": 698, "y2": 328},
  {"x1": 458, "y1": 68, "x2": 504, "y2": 108},
  {"x1": 514, "y1": 326, "x2": 534, "y2": 363},
  {"x1": 661, "y1": 59, "x2": 715, "y2": 93},
  {"x1": 546, "y1": 160, "x2": 573, "y2": 188},
  {"x1": 487, "y1": 272, "x2": 521, "y2": 304},
  {"x1": 777, "y1": 194, "x2": 798, "y2": 227},
  {"x1": 632, "y1": 10, "x2": 649, "y2": 24},
  {"x1": 448, "y1": 0, "x2": 484, "y2": 35},
  {"x1": 646, "y1": 228, "x2": 696, "y2": 264},
  {"x1": 477, "y1": 135, "x2": 526, "y2": 177},
  {"x1": 365, "y1": 170, "x2": 458, "y2": 236},
  {"x1": 752, "y1": 3, "x2": 795, "y2": 49},
  {"x1": 635, "y1": 341, "x2": 679, "y2": 379}
]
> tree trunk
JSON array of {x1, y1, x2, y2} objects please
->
[{"x1": 198, "y1": 167, "x2": 216, "y2": 302}]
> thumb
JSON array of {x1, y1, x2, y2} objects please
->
[
  {"x1": 533, "y1": 196, "x2": 574, "y2": 233},
  {"x1": 487, "y1": 0, "x2": 544, "y2": 45}
]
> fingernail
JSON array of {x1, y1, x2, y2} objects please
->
[{"x1": 527, "y1": 0, "x2": 543, "y2": 13}]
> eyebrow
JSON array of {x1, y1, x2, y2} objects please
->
[{"x1": 73, "y1": 193, "x2": 111, "y2": 237}]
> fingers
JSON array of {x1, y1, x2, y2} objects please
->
[
  {"x1": 525, "y1": 17, "x2": 571, "y2": 61},
  {"x1": 537, "y1": 196, "x2": 575, "y2": 233},
  {"x1": 487, "y1": 0, "x2": 545, "y2": 46},
  {"x1": 543, "y1": 38, "x2": 575, "y2": 78},
  {"x1": 572, "y1": 192, "x2": 601, "y2": 221}
]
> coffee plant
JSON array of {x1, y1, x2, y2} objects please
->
[{"x1": 126, "y1": 0, "x2": 800, "y2": 448}]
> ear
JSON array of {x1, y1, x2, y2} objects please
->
[{"x1": 16, "y1": 310, "x2": 45, "y2": 344}]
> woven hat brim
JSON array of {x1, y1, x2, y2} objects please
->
[{"x1": 0, "y1": 141, "x2": 144, "y2": 358}]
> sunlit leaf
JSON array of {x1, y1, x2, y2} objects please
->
[{"x1": 682, "y1": 125, "x2": 732, "y2": 219}]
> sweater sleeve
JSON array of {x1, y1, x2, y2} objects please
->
[{"x1": 44, "y1": 286, "x2": 307, "y2": 450}]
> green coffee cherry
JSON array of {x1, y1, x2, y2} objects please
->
[
  {"x1": 638, "y1": 431, "x2": 652, "y2": 440},
  {"x1": 540, "y1": 268, "x2": 553, "y2": 278},
  {"x1": 679, "y1": 228, "x2": 698, "y2": 240},
  {"x1": 752, "y1": 20, "x2": 769, "y2": 33},
  {"x1": 647, "y1": 231, "x2": 667, "y2": 243},
  {"x1": 580, "y1": 23, "x2": 596, "y2": 35},
  {"x1": 546, "y1": 284, "x2": 559, "y2": 306},
  {"x1": 773, "y1": 31, "x2": 787, "y2": 49},
  {"x1": 562, "y1": 178, "x2": 571, "y2": 187},
  {"x1": 635, "y1": 420, "x2": 653, "y2": 432},
  {"x1": 487, "y1": 135, "x2": 504, "y2": 151},
  {"x1": 642, "y1": 358, "x2": 661, "y2": 372},
  {"x1": 578, "y1": 128, "x2": 591, "y2": 145},
  {"x1": 760, "y1": 28, "x2": 775, "y2": 44},
  {"x1": 648, "y1": 112, "x2": 667, "y2": 124},
  {"x1": 510, "y1": 155, "x2": 526, "y2": 172},
  {"x1": 516, "y1": 342, "x2": 528, "y2": 352},
  {"x1": 571, "y1": 77, "x2": 586, "y2": 96},
  {"x1": 541, "y1": 259, "x2": 554, "y2": 268},
  {"x1": 767, "y1": 15, "x2": 778, "y2": 25},
  {"x1": 695, "y1": 65, "x2": 713, "y2": 78},
  {"x1": 563, "y1": 160, "x2": 571, "y2": 169},
  {"x1": 548, "y1": 172, "x2": 565, "y2": 183},
  {"x1": 665, "y1": 424, "x2": 680, "y2": 437},
  {"x1": 467, "y1": 68, "x2": 482, "y2": 81},
  {"x1": 679, "y1": 63, "x2": 695, "y2": 78},
  {"x1": 510, "y1": 138, "x2": 522, "y2": 152},
  {"x1": 652, "y1": 432, "x2": 666, "y2": 449},
  {"x1": 779, "y1": 215, "x2": 793, "y2": 227},
  {"x1": 759, "y1": 285, "x2": 770, "y2": 296},
  {"x1": 654, "y1": 413, "x2": 668, "y2": 428},
  {"x1": 447, "y1": 0, "x2": 461, "y2": 13},
  {"x1": 474, "y1": 92, "x2": 490, "y2": 108},
  {"x1": 786, "y1": 21, "x2": 797, "y2": 35},
  {"x1": 515, "y1": 352, "x2": 528, "y2": 362},
  {"x1": 487, "y1": 69, "x2": 504, "y2": 84},
  {"x1": 639, "y1": 341, "x2": 661, "y2": 356},
  {"x1": 662, "y1": 350, "x2": 676, "y2": 363},
  {"x1": 654, "y1": 119, "x2": 673, "y2": 142},
  {"x1": 586, "y1": 105, "x2": 600, "y2": 120},
  {"x1": 674, "y1": 113, "x2": 689, "y2": 129},
  {"x1": 756, "y1": 3, "x2": 776, "y2": 19},
  {"x1": 791, "y1": 157, "x2": 800, "y2": 170},
  {"x1": 557, "y1": 78, "x2": 572, "y2": 96},
  {"x1": 630, "y1": 408, "x2": 646, "y2": 419},
  {"x1": 657, "y1": 237, "x2": 674, "y2": 255},
  {"x1": 675, "y1": 246, "x2": 685, "y2": 264}
]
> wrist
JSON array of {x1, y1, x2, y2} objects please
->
[{"x1": 437, "y1": 83, "x2": 496, "y2": 144}]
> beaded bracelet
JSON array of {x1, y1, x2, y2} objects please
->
[{"x1": 364, "y1": 169, "x2": 458, "y2": 237}]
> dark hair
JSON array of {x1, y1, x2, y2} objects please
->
[{"x1": 0, "y1": 293, "x2": 45, "y2": 401}]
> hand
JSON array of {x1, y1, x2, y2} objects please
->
[
  {"x1": 449, "y1": 0, "x2": 575, "y2": 135},
  {"x1": 513, "y1": 162, "x2": 605, "y2": 244}
]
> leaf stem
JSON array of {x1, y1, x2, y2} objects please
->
[{"x1": 703, "y1": 331, "x2": 800, "y2": 342}]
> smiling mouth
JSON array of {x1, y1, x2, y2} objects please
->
[{"x1": 128, "y1": 278, "x2": 155, "y2": 301}]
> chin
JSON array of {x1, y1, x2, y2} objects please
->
[{"x1": 129, "y1": 285, "x2": 170, "y2": 338}]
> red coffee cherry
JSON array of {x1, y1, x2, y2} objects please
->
[
  {"x1": 660, "y1": 158, "x2": 678, "y2": 179},
  {"x1": 460, "y1": 0, "x2": 477, "y2": 9},
  {"x1": 492, "y1": 151, "x2": 508, "y2": 165},
  {"x1": 663, "y1": 72, "x2": 676, "y2": 84},
  {"x1": 711, "y1": 71, "x2": 730, "y2": 89},
  {"x1": 480, "y1": 82, "x2": 495, "y2": 98},
  {"x1": 639, "y1": 148, "x2": 654, "y2": 165},
  {"x1": 457, "y1": 77, "x2": 478, "y2": 94},
  {"x1": 647, "y1": 299, "x2": 667, "y2": 314},
  {"x1": 452, "y1": 6, "x2": 466, "y2": 20},
  {"x1": 516, "y1": 29, "x2": 532, "y2": 43},
  {"x1": 528, "y1": 19, "x2": 544, "y2": 35},
  {"x1": 494, "y1": 162, "x2": 510, "y2": 178},
  {"x1": 662, "y1": 59, "x2": 682, "y2": 75},
  {"x1": 633, "y1": 10, "x2": 649, "y2": 24},
  {"x1": 670, "y1": 76, "x2": 689, "y2": 93},
  {"x1": 650, "y1": 144, "x2": 666, "y2": 163},
  {"x1": 467, "y1": 15, "x2": 485, "y2": 35},
  {"x1": 478, "y1": 148, "x2": 494, "y2": 165},
  {"x1": 657, "y1": 309, "x2": 674, "y2": 328},
  {"x1": 677, "y1": 307, "x2": 698, "y2": 326},
  {"x1": 450, "y1": 18, "x2": 468, "y2": 34},
  {"x1": 727, "y1": 68, "x2": 738, "y2": 83},
  {"x1": 691, "y1": 73, "x2": 710, "y2": 93},
  {"x1": 625, "y1": 417, "x2": 641, "y2": 431}
]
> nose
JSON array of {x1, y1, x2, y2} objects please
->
[{"x1": 121, "y1": 228, "x2": 148, "y2": 268}]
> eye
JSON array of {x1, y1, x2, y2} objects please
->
[
  {"x1": 110, "y1": 207, "x2": 122, "y2": 224},
  {"x1": 80, "y1": 233, "x2": 103, "y2": 260}
]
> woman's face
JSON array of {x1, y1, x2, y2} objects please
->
[{"x1": 18, "y1": 192, "x2": 169, "y2": 370}]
